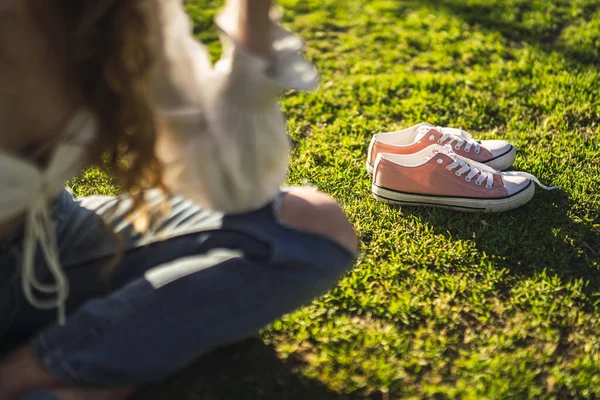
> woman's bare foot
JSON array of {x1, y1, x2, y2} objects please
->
[
  {"x1": 0, "y1": 344, "x2": 60, "y2": 400},
  {"x1": 0, "y1": 344, "x2": 136, "y2": 400},
  {"x1": 51, "y1": 386, "x2": 136, "y2": 400}
]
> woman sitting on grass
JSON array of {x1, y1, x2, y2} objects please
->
[{"x1": 0, "y1": 0, "x2": 357, "y2": 399}]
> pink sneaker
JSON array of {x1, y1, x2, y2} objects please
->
[
  {"x1": 371, "y1": 145, "x2": 557, "y2": 213},
  {"x1": 367, "y1": 123, "x2": 516, "y2": 174}
]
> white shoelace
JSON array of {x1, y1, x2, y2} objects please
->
[
  {"x1": 499, "y1": 170, "x2": 561, "y2": 191},
  {"x1": 445, "y1": 156, "x2": 495, "y2": 188},
  {"x1": 440, "y1": 145, "x2": 560, "y2": 191},
  {"x1": 417, "y1": 125, "x2": 481, "y2": 153}
]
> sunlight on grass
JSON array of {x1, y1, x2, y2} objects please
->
[{"x1": 111, "y1": 0, "x2": 600, "y2": 398}]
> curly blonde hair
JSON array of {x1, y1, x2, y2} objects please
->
[{"x1": 31, "y1": 0, "x2": 165, "y2": 218}]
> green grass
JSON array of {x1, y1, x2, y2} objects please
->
[{"x1": 79, "y1": 0, "x2": 600, "y2": 398}]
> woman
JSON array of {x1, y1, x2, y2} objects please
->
[{"x1": 0, "y1": 0, "x2": 358, "y2": 399}]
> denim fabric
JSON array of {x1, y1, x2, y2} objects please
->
[
  {"x1": 0, "y1": 189, "x2": 355, "y2": 387},
  {"x1": 17, "y1": 391, "x2": 60, "y2": 400}
]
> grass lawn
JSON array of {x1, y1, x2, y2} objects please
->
[{"x1": 73, "y1": 0, "x2": 599, "y2": 398}]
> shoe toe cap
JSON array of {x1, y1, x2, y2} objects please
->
[
  {"x1": 481, "y1": 140, "x2": 513, "y2": 158},
  {"x1": 502, "y1": 175, "x2": 530, "y2": 195}
]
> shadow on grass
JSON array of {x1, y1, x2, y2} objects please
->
[
  {"x1": 0, "y1": 338, "x2": 349, "y2": 399},
  {"x1": 395, "y1": 189, "x2": 600, "y2": 300},
  {"x1": 400, "y1": 0, "x2": 600, "y2": 68},
  {"x1": 133, "y1": 338, "x2": 351, "y2": 400}
]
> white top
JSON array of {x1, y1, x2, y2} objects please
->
[
  {"x1": 0, "y1": 0, "x2": 318, "y2": 324},
  {"x1": 154, "y1": 0, "x2": 318, "y2": 213}
]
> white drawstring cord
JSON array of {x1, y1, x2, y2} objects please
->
[
  {"x1": 21, "y1": 200, "x2": 69, "y2": 325},
  {"x1": 13, "y1": 108, "x2": 98, "y2": 326}
]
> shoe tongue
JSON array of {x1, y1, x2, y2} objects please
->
[
  {"x1": 441, "y1": 126, "x2": 466, "y2": 137},
  {"x1": 415, "y1": 125, "x2": 472, "y2": 143},
  {"x1": 412, "y1": 124, "x2": 436, "y2": 142}
]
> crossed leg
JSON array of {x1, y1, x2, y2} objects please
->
[{"x1": 0, "y1": 188, "x2": 357, "y2": 400}]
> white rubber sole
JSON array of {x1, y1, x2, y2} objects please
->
[
  {"x1": 372, "y1": 181, "x2": 535, "y2": 213},
  {"x1": 366, "y1": 160, "x2": 375, "y2": 175},
  {"x1": 366, "y1": 146, "x2": 517, "y2": 175}
]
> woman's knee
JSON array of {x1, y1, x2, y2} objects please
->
[{"x1": 277, "y1": 188, "x2": 358, "y2": 253}]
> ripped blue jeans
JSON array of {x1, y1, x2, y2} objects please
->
[{"x1": 0, "y1": 189, "x2": 355, "y2": 390}]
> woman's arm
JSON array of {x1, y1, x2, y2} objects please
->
[
  {"x1": 224, "y1": 0, "x2": 274, "y2": 59},
  {"x1": 152, "y1": 0, "x2": 319, "y2": 213}
]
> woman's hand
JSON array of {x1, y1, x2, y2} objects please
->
[{"x1": 222, "y1": 0, "x2": 274, "y2": 59}]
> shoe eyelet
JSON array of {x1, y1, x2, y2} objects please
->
[
  {"x1": 465, "y1": 148, "x2": 471, "y2": 153},
  {"x1": 437, "y1": 140, "x2": 443, "y2": 144},
  {"x1": 436, "y1": 158, "x2": 444, "y2": 164},
  {"x1": 475, "y1": 181, "x2": 482, "y2": 186},
  {"x1": 445, "y1": 165, "x2": 453, "y2": 170},
  {"x1": 429, "y1": 135, "x2": 435, "y2": 141},
  {"x1": 455, "y1": 144, "x2": 461, "y2": 150},
  {"x1": 475, "y1": 149, "x2": 481, "y2": 154},
  {"x1": 455, "y1": 171, "x2": 461, "y2": 176},
  {"x1": 465, "y1": 177, "x2": 472, "y2": 182},
  {"x1": 486, "y1": 184, "x2": 493, "y2": 189}
]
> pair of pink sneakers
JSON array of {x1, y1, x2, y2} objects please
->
[{"x1": 367, "y1": 123, "x2": 558, "y2": 212}]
